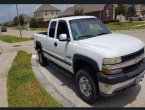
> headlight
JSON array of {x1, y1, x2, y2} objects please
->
[
  {"x1": 103, "y1": 57, "x2": 122, "y2": 65},
  {"x1": 102, "y1": 57, "x2": 122, "y2": 74}
]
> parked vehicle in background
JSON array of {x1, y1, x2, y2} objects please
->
[
  {"x1": 34, "y1": 16, "x2": 145, "y2": 104},
  {"x1": 0, "y1": 26, "x2": 7, "y2": 32},
  {"x1": 129, "y1": 15, "x2": 145, "y2": 21}
]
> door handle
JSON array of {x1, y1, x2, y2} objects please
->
[{"x1": 54, "y1": 42, "x2": 57, "y2": 47}]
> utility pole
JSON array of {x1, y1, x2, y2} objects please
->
[{"x1": 16, "y1": 4, "x2": 22, "y2": 38}]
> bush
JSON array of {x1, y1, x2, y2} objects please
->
[{"x1": 30, "y1": 18, "x2": 38, "y2": 28}]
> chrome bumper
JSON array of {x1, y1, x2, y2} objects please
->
[{"x1": 99, "y1": 70, "x2": 145, "y2": 96}]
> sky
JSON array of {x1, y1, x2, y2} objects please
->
[{"x1": 0, "y1": 4, "x2": 74, "y2": 23}]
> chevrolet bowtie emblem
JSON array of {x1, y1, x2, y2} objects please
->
[{"x1": 135, "y1": 56, "x2": 140, "y2": 64}]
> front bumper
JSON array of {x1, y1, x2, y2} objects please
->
[{"x1": 97, "y1": 58, "x2": 145, "y2": 96}]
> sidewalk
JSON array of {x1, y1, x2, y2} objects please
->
[
  {"x1": 0, "y1": 40, "x2": 35, "y2": 107},
  {"x1": 0, "y1": 40, "x2": 17, "y2": 107}
]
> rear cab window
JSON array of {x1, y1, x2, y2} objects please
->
[{"x1": 49, "y1": 21, "x2": 57, "y2": 38}]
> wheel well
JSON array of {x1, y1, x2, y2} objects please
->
[
  {"x1": 36, "y1": 41, "x2": 42, "y2": 51},
  {"x1": 73, "y1": 60, "x2": 96, "y2": 76}
]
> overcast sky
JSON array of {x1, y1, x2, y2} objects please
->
[{"x1": 0, "y1": 4, "x2": 74, "y2": 23}]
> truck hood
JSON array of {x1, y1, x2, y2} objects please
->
[{"x1": 78, "y1": 33, "x2": 145, "y2": 57}]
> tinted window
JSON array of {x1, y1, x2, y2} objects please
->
[{"x1": 49, "y1": 21, "x2": 56, "y2": 38}]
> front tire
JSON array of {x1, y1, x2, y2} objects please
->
[
  {"x1": 38, "y1": 50, "x2": 47, "y2": 66},
  {"x1": 76, "y1": 68, "x2": 100, "y2": 104}
]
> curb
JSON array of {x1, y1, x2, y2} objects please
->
[{"x1": 31, "y1": 56, "x2": 77, "y2": 107}]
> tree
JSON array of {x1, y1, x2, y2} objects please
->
[
  {"x1": 128, "y1": 4, "x2": 136, "y2": 17},
  {"x1": 13, "y1": 15, "x2": 25, "y2": 26},
  {"x1": 30, "y1": 17, "x2": 38, "y2": 28},
  {"x1": 116, "y1": 4, "x2": 129, "y2": 22},
  {"x1": 74, "y1": 8, "x2": 84, "y2": 16},
  {"x1": 116, "y1": 4, "x2": 128, "y2": 15}
]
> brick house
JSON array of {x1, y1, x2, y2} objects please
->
[{"x1": 58, "y1": 4, "x2": 116, "y2": 22}]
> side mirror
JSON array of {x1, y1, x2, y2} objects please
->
[{"x1": 58, "y1": 34, "x2": 70, "y2": 41}]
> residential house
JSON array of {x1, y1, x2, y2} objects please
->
[
  {"x1": 135, "y1": 4, "x2": 145, "y2": 16},
  {"x1": 34, "y1": 4, "x2": 61, "y2": 21},
  {"x1": 58, "y1": 4, "x2": 117, "y2": 22}
]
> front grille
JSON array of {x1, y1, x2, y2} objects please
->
[
  {"x1": 123, "y1": 60, "x2": 143, "y2": 73},
  {"x1": 122, "y1": 48, "x2": 144, "y2": 62},
  {"x1": 121, "y1": 48, "x2": 144, "y2": 73}
]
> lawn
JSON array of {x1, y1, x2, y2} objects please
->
[
  {"x1": 0, "y1": 35, "x2": 32, "y2": 43},
  {"x1": 7, "y1": 50, "x2": 62, "y2": 107},
  {"x1": 105, "y1": 22, "x2": 145, "y2": 31},
  {"x1": 10, "y1": 26, "x2": 48, "y2": 31},
  {"x1": 30, "y1": 28, "x2": 48, "y2": 31}
]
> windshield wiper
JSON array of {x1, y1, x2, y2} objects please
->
[
  {"x1": 78, "y1": 34, "x2": 94, "y2": 40},
  {"x1": 97, "y1": 32, "x2": 110, "y2": 36}
]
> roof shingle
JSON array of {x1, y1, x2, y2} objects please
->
[{"x1": 59, "y1": 4, "x2": 106, "y2": 17}]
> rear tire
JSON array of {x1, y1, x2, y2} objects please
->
[
  {"x1": 76, "y1": 68, "x2": 100, "y2": 104},
  {"x1": 38, "y1": 50, "x2": 47, "y2": 66}
]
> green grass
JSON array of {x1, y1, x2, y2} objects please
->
[
  {"x1": 30, "y1": 28, "x2": 48, "y2": 31},
  {"x1": 10, "y1": 26, "x2": 48, "y2": 31},
  {"x1": 10, "y1": 26, "x2": 26, "y2": 30},
  {"x1": 105, "y1": 22, "x2": 145, "y2": 31},
  {"x1": 0, "y1": 35, "x2": 32, "y2": 43},
  {"x1": 7, "y1": 51, "x2": 62, "y2": 107}
]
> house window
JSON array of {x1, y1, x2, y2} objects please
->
[
  {"x1": 45, "y1": 11, "x2": 48, "y2": 16},
  {"x1": 106, "y1": 10, "x2": 110, "y2": 18}
]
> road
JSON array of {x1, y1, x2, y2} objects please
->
[
  {"x1": 114, "y1": 29, "x2": 145, "y2": 43},
  {"x1": 1, "y1": 29, "x2": 39, "y2": 38},
  {"x1": 31, "y1": 29, "x2": 145, "y2": 107}
]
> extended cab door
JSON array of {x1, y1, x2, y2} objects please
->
[{"x1": 44, "y1": 21, "x2": 57, "y2": 53}]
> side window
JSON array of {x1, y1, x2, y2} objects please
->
[
  {"x1": 49, "y1": 21, "x2": 56, "y2": 38},
  {"x1": 57, "y1": 21, "x2": 69, "y2": 39}
]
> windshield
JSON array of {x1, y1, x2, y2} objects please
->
[{"x1": 69, "y1": 18, "x2": 111, "y2": 40}]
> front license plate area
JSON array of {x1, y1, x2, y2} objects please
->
[{"x1": 135, "y1": 72, "x2": 145, "y2": 84}]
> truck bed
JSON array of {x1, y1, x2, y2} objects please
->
[{"x1": 37, "y1": 32, "x2": 47, "y2": 35}]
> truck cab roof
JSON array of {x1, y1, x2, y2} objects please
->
[{"x1": 51, "y1": 16, "x2": 96, "y2": 22}]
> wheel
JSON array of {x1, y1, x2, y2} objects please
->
[
  {"x1": 129, "y1": 18, "x2": 132, "y2": 22},
  {"x1": 76, "y1": 68, "x2": 100, "y2": 104},
  {"x1": 38, "y1": 49, "x2": 47, "y2": 66},
  {"x1": 139, "y1": 18, "x2": 143, "y2": 21}
]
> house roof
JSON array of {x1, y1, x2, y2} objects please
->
[
  {"x1": 59, "y1": 6, "x2": 74, "y2": 17},
  {"x1": 34, "y1": 4, "x2": 60, "y2": 13},
  {"x1": 75, "y1": 4, "x2": 106, "y2": 13},
  {"x1": 59, "y1": 4, "x2": 106, "y2": 17}
]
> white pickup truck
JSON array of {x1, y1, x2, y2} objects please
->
[{"x1": 34, "y1": 16, "x2": 145, "y2": 104}]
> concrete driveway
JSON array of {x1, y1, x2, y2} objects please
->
[{"x1": 32, "y1": 29, "x2": 145, "y2": 107}]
